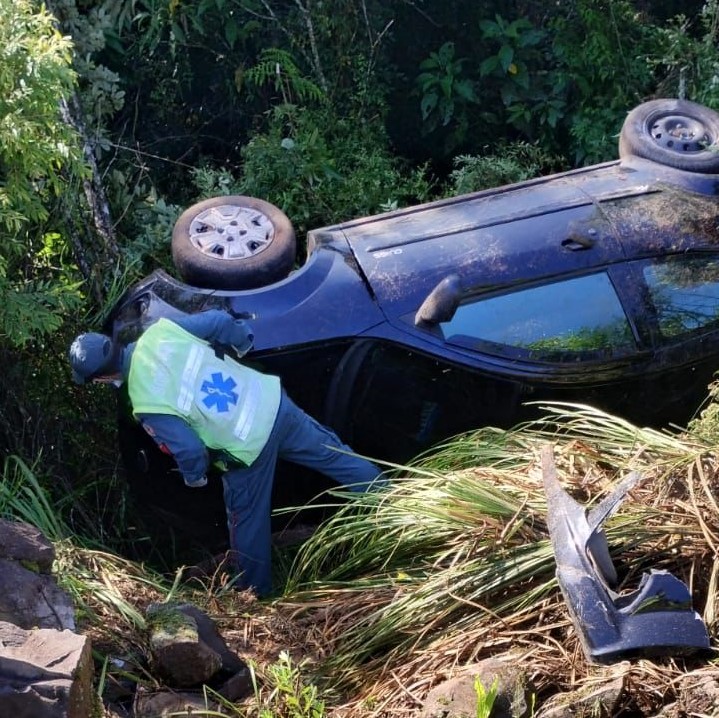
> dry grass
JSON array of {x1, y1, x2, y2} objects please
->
[{"x1": 270, "y1": 405, "x2": 719, "y2": 716}]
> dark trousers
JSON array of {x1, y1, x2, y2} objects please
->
[{"x1": 221, "y1": 391, "x2": 379, "y2": 595}]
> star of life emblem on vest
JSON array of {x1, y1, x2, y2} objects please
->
[{"x1": 201, "y1": 372, "x2": 239, "y2": 413}]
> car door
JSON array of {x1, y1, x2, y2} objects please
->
[
  {"x1": 428, "y1": 268, "x2": 662, "y2": 423},
  {"x1": 322, "y1": 339, "x2": 524, "y2": 464},
  {"x1": 324, "y1": 265, "x2": 655, "y2": 464}
]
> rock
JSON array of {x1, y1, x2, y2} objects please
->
[
  {"x1": 536, "y1": 675, "x2": 624, "y2": 718},
  {"x1": 177, "y1": 603, "x2": 253, "y2": 699},
  {"x1": 145, "y1": 602, "x2": 252, "y2": 698},
  {"x1": 0, "y1": 557, "x2": 75, "y2": 630},
  {"x1": 0, "y1": 621, "x2": 95, "y2": 718},
  {"x1": 133, "y1": 688, "x2": 223, "y2": 717},
  {"x1": 677, "y1": 673, "x2": 719, "y2": 714},
  {"x1": 216, "y1": 666, "x2": 253, "y2": 701},
  {"x1": 146, "y1": 602, "x2": 224, "y2": 687},
  {"x1": 421, "y1": 655, "x2": 533, "y2": 718},
  {"x1": 133, "y1": 670, "x2": 252, "y2": 716},
  {"x1": 174, "y1": 603, "x2": 247, "y2": 674},
  {"x1": 0, "y1": 517, "x2": 55, "y2": 572}
]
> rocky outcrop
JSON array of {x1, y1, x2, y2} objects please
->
[
  {"x1": 421, "y1": 655, "x2": 535, "y2": 718},
  {"x1": 0, "y1": 518, "x2": 256, "y2": 718},
  {"x1": 0, "y1": 621, "x2": 94, "y2": 718},
  {"x1": 0, "y1": 517, "x2": 56, "y2": 569},
  {"x1": 0, "y1": 518, "x2": 75, "y2": 630},
  {"x1": 0, "y1": 519, "x2": 95, "y2": 718},
  {"x1": 0, "y1": 558, "x2": 76, "y2": 630}
]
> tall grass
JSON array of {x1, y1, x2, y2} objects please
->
[
  {"x1": 4, "y1": 395, "x2": 719, "y2": 717},
  {"x1": 0, "y1": 452, "x2": 337, "y2": 716},
  {"x1": 0, "y1": 454, "x2": 67, "y2": 540},
  {"x1": 0, "y1": 454, "x2": 166, "y2": 633},
  {"x1": 281, "y1": 402, "x2": 719, "y2": 709}
]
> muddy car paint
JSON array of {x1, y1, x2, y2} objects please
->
[
  {"x1": 109, "y1": 99, "x2": 719, "y2": 547},
  {"x1": 113, "y1": 159, "x2": 719, "y2": 447}
]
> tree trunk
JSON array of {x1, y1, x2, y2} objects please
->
[{"x1": 47, "y1": 0, "x2": 120, "y2": 306}]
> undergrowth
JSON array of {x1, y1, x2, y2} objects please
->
[{"x1": 5, "y1": 378, "x2": 719, "y2": 715}]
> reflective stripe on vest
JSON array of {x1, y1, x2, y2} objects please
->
[{"x1": 128, "y1": 318, "x2": 281, "y2": 466}]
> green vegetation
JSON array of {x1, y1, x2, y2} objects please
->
[
  {"x1": 4, "y1": 0, "x2": 719, "y2": 362},
  {"x1": 0, "y1": 0, "x2": 85, "y2": 347},
  {"x1": 448, "y1": 142, "x2": 563, "y2": 194},
  {"x1": 249, "y1": 651, "x2": 327, "y2": 718},
  {"x1": 474, "y1": 676, "x2": 499, "y2": 718},
  {"x1": 215, "y1": 103, "x2": 434, "y2": 240},
  {"x1": 276, "y1": 401, "x2": 719, "y2": 711}
]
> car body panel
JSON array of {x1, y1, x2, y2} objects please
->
[
  {"x1": 324, "y1": 162, "x2": 719, "y2": 319},
  {"x1": 541, "y1": 445, "x2": 710, "y2": 663},
  {"x1": 110, "y1": 101, "x2": 719, "y2": 547},
  {"x1": 111, "y1": 245, "x2": 386, "y2": 353},
  {"x1": 331, "y1": 165, "x2": 630, "y2": 318},
  {"x1": 110, "y1": 154, "x2": 719, "y2": 466}
]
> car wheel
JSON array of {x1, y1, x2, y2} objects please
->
[
  {"x1": 619, "y1": 98, "x2": 719, "y2": 173},
  {"x1": 171, "y1": 195, "x2": 297, "y2": 290}
]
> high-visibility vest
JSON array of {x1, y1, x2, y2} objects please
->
[{"x1": 128, "y1": 318, "x2": 281, "y2": 466}]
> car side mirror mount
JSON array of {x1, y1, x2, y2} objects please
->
[{"x1": 415, "y1": 274, "x2": 462, "y2": 326}]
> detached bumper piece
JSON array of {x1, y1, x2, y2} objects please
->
[{"x1": 541, "y1": 445, "x2": 710, "y2": 664}]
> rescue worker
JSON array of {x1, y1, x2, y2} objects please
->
[{"x1": 69, "y1": 309, "x2": 381, "y2": 596}]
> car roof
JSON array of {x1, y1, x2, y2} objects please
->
[{"x1": 311, "y1": 160, "x2": 719, "y2": 318}]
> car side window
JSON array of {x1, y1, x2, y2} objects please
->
[
  {"x1": 440, "y1": 272, "x2": 635, "y2": 360},
  {"x1": 643, "y1": 255, "x2": 719, "y2": 340}
]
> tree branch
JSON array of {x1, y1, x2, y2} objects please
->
[
  {"x1": 400, "y1": 0, "x2": 440, "y2": 28},
  {"x1": 291, "y1": 0, "x2": 328, "y2": 94},
  {"x1": 59, "y1": 94, "x2": 120, "y2": 262}
]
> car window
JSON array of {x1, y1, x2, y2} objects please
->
[
  {"x1": 440, "y1": 272, "x2": 635, "y2": 360},
  {"x1": 643, "y1": 255, "x2": 719, "y2": 340}
]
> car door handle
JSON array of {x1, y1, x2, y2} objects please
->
[{"x1": 561, "y1": 234, "x2": 595, "y2": 251}]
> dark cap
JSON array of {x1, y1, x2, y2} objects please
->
[{"x1": 68, "y1": 333, "x2": 116, "y2": 384}]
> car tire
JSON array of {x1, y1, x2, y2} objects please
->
[
  {"x1": 172, "y1": 195, "x2": 297, "y2": 290},
  {"x1": 619, "y1": 98, "x2": 719, "y2": 173}
]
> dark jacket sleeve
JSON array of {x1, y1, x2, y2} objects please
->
[
  {"x1": 137, "y1": 412, "x2": 209, "y2": 487},
  {"x1": 173, "y1": 309, "x2": 254, "y2": 356}
]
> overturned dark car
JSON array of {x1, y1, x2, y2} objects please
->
[{"x1": 110, "y1": 98, "x2": 719, "y2": 547}]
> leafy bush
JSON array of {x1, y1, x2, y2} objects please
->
[
  {"x1": 649, "y1": 0, "x2": 719, "y2": 108},
  {"x1": 550, "y1": 0, "x2": 657, "y2": 164},
  {"x1": 0, "y1": 0, "x2": 86, "y2": 347},
  {"x1": 201, "y1": 103, "x2": 434, "y2": 240},
  {"x1": 110, "y1": 183, "x2": 181, "y2": 277},
  {"x1": 446, "y1": 142, "x2": 565, "y2": 195},
  {"x1": 477, "y1": 14, "x2": 568, "y2": 144},
  {"x1": 415, "y1": 41, "x2": 479, "y2": 155}
]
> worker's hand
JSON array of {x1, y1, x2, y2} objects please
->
[
  {"x1": 233, "y1": 339, "x2": 253, "y2": 357},
  {"x1": 232, "y1": 326, "x2": 254, "y2": 357}
]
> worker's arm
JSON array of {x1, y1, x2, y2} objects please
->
[
  {"x1": 172, "y1": 309, "x2": 254, "y2": 357},
  {"x1": 137, "y1": 412, "x2": 209, "y2": 487}
]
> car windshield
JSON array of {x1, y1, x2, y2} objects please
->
[{"x1": 440, "y1": 272, "x2": 636, "y2": 360}]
